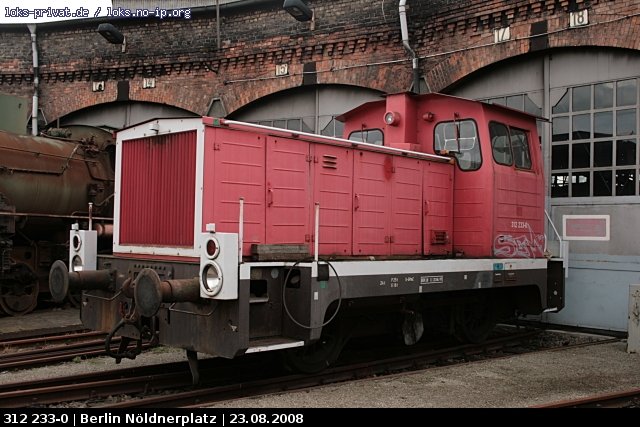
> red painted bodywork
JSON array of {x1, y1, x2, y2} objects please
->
[
  {"x1": 200, "y1": 119, "x2": 454, "y2": 258},
  {"x1": 340, "y1": 93, "x2": 545, "y2": 258},
  {"x1": 117, "y1": 92, "x2": 544, "y2": 261}
]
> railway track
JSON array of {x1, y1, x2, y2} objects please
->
[
  {"x1": 1, "y1": 329, "x2": 548, "y2": 408},
  {"x1": 0, "y1": 330, "x2": 121, "y2": 371},
  {"x1": 534, "y1": 388, "x2": 640, "y2": 408},
  {"x1": 0, "y1": 325, "x2": 86, "y2": 344},
  {"x1": 110, "y1": 330, "x2": 622, "y2": 408}
]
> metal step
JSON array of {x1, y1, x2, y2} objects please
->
[{"x1": 245, "y1": 337, "x2": 304, "y2": 354}]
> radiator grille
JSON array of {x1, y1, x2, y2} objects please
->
[{"x1": 119, "y1": 131, "x2": 196, "y2": 247}]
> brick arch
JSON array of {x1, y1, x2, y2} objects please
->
[
  {"x1": 42, "y1": 73, "x2": 213, "y2": 123},
  {"x1": 225, "y1": 83, "x2": 385, "y2": 119},
  {"x1": 43, "y1": 62, "x2": 403, "y2": 124},
  {"x1": 53, "y1": 99, "x2": 199, "y2": 130},
  {"x1": 218, "y1": 61, "x2": 409, "y2": 116},
  {"x1": 424, "y1": 15, "x2": 640, "y2": 92}
]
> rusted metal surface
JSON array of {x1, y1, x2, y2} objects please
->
[
  {"x1": 0, "y1": 339, "x2": 112, "y2": 370},
  {"x1": 0, "y1": 330, "x2": 102, "y2": 347},
  {"x1": 533, "y1": 388, "x2": 640, "y2": 408},
  {"x1": 0, "y1": 332, "x2": 113, "y2": 371},
  {"x1": 133, "y1": 268, "x2": 200, "y2": 317},
  {"x1": 48, "y1": 260, "x2": 115, "y2": 302},
  {"x1": 0, "y1": 130, "x2": 114, "y2": 216},
  {"x1": 0, "y1": 128, "x2": 115, "y2": 315}
]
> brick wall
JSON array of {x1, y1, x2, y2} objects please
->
[{"x1": 0, "y1": 0, "x2": 637, "y2": 123}]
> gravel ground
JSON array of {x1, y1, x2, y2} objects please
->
[
  {"x1": 1, "y1": 326, "x2": 637, "y2": 408},
  {"x1": 207, "y1": 339, "x2": 640, "y2": 408},
  {"x1": 0, "y1": 345, "x2": 188, "y2": 386}
]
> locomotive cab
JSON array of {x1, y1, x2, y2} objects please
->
[{"x1": 340, "y1": 92, "x2": 546, "y2": 260}]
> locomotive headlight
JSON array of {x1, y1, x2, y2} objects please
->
[
  {"x1": 71, "y1": 255, "x2": 83, "y2": 272},
  {"x1": 205, "y1": 237, "x2": 220, "y2": 259},
  {"x1": 201, "y1": 262, "x2": 223, "y2": 296},
  {"x1": 72, "y1": 234, "x2": 82, "y2": 251},
  {"x1": 199, "y1": 231, "x2": 238, "y2": 300},
  {"x1": 384, "y1": 111, "x2": 401, "y2": 126}
]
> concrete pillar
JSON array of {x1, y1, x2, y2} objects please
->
[{"x1": 628, "y1": 284, "x2": 640, "y2": 353}]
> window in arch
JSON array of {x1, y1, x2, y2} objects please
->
[{"x1": 551, "y1": 77, "x2": 639, "y2": 198}]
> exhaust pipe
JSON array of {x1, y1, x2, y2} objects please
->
[{"x1": 399, "y1": 1, "x2": 421, "y2": 93}]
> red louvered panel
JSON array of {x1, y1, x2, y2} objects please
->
[
  {"x1": 119, "y1": 131, "x2": 196, "y2": 247},
  {"x1": 312, "y1": 144, "x2": 353, "y2": 256}
]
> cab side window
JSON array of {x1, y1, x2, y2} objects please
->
[
  {"x1": 489, "y1": 122, "x2": 532, "y2": 170},
  {"x1": 510, "y1": 128, "x2": 532, "y2": 169},
  {"x1": 489, "y1": 122, "x2": 512, "y2": 166},
  {"x1": 434, "y1": 120, "x2": 482, "y2": 171},
  {"x1": 348, "y1": 129, "x2": 384, "y2": 146}
]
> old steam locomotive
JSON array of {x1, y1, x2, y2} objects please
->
[
  {"x1": 0, "y1": 127, "x2": 114, "y2": 315},
  {"x1": 49, "y1": 93, "x2": 564, "y2": 380}
]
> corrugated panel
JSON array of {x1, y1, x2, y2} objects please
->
[
  {"x1": 312, "y1": 145, "x2": 353, "y2": 256},
  {"x1": 266, "y1": 138, "x2": 310, "y2": 245},
  {"x1": 119, "y1": 131, "x2": 196, "y2": 247}
]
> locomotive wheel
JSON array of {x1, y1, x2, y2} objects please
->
[
  {"x1": 282, "y1": 321, "x2": 347, "y2": 374},
  {"x1": 0, "y1": 263, "x2": 39, "y2": 316},
  {"x1": 454, "y1": 299, "x2": 497, "y2": 344}
]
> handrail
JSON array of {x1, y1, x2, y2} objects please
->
[
  {"x1": 545, "y1": 209, "x2": 569, "y2": 278},
  {"x1": 545, "y1": 209, "x2": 563, "y2": 247}
]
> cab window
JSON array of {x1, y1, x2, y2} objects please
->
[
  {"x1": 510, "y1": 128, "x2": 532, "y2": 169},
  {"x1": 490, "y1": 122, "x2": 512, "y2": 166},
  {"x1": 489, "y1": 121, "x2": 532, "y2": 170},
  {"x1": 434, "y1": 120, "x2": 482, "y2": 171},
  {"x1": 348, "y1": 129, "x2": 384, "y2": 146}
]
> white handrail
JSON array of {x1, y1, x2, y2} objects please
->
[
  {"x1": 545, "y1": 209, "x2": 563, "y2": 245},
  {"x1": 545, "y1": 209, "x2": 569, "y2": 278}
]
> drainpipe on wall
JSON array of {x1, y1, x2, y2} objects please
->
[
  {"x1": 27, "y1": 24, "x2": 39, "y2": 136},
  {"x1": 216, "y1": 0, "x2": 221, "y2": 49},
  {"x1": 399, "y1": 0, "x2": 421, "y2": 93}
]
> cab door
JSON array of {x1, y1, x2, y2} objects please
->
[{"x1": 490, "y1": 121, "x2": 545, "y2": 258}]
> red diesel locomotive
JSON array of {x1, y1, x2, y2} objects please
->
[{"x1": 49, "y1": 92, "x2": 564, "y2": 381}]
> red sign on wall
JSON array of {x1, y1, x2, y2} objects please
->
[{"x1": 562, "y1": 215, "x2": 610, "y2": 241}]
